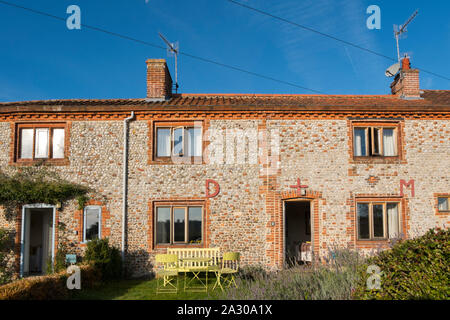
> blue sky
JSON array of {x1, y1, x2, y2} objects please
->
[{"x1": 0, "y1": 0, "x2": 449, "y2": 101}]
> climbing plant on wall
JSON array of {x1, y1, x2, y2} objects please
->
[{"x1": 0, "y1": 165, "x2": 90, "y2": 215}]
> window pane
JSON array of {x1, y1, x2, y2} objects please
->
[
  {"x1": 187, "y1": 127, "x2": 202, "y2": 157},
  {"x1": 387, "y1": 203, "x2": 399, "y2": 238},
  {"x1": 438, "y1": 198, "x2": 449, "y2": 211},
  {"x1": 357, "y1": 203, "x2": 370, "y2": 239},
  {"x1": 52, "y1": 128, "x2": 65, "y2": 159},
  {"x1": 188, "y1": 207, "x2": 202, "y2": 243},
  {"x1": 354, "y1": 128, "x2": 366, "y2": 156},
  {"x1": 373, "y1": 128, "x2": 381, "y2": 154},
  {"x1": 373, "y1": 204, "x2": 384, "y2": 237},
  {"x1": 173, "y1": 128, "x2": 183, "y2": 156},
  {"x1": 173, "y1": 208, "x2": 186, "y2": 242},
  {"x1": 383, "y1": 129, "x2": 396, "y2": 156},
  {"x1": 156, "y1": 128, "x2": 171, "y2": 157},
  {"x1": 156, "y1": 207, "x2": 171, "y2": 244},
  {"x1": 20, "y1": 128, "x2": 34, "y2": 159},
  {"x1": 85, "y1": 207, "x2": 100, "y2": 241},
  {"x1": 35, "y1": 128, "x2": 49, "y2": 158}
]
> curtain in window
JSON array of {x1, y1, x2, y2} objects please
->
[
  {"x1": 35, "y1": 128, "x2": 49, "y2": 158},
  {"x1": 52, "y1": 129, "x2": 65, "y2": 159},
  {"x1": 20, "y1": 128, "x2": 34, "y2": 159},
  {"x1": 383, "y1": 129, "x2": 395, "y2": 156},
  {"x1": 438, "y1": 198, "x2": 448, "y2": 211},
  {"x1": 187, "y1": 128, "x2": 202, "y2": 157},
  {"x1": 387, "y1": 203, "x2": 399, "y2": 239},
  {"x1": 156, "y1": 128, "x2": 171, "y2": 157},
  {"x1": 354, "y1": 129, "x2": 366, "y2": 156}
]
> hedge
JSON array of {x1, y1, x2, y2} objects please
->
[
  {"x1": 0, "y1": 264, "x2": 101, "y2": 300},
  {"x1": 353, "y1": 228, "x2": 450, "y2": 300}
]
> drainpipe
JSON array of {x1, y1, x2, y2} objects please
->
[{"x1": 122, "y1": 111, "x2": 135, "y2": 265}]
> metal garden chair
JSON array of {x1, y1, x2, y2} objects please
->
[
  {"x1": 212, "y1": 252, "x2": 240, "y2": 291},
  {"x1": 155, "y1": 254, "x2": 179, "y2": 294}
]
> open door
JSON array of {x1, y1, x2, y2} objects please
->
[
  {"x1": 20, "y1": 205, "x2": 55, "y2": 277},
  {"x1": 284, "y1": 201, "x2": 312, "y2": 266}
]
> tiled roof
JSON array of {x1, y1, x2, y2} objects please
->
[{"x1": 0, "y1": 90, "x2": 449, "y2": 110}]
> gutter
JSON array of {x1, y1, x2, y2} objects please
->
[{"x1": 122, "y1": 111, "x2": 135, "y2": 265}]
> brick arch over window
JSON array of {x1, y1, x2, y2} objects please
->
[{"x1": 264, "y1": 188, "x2": 322, "y2": 269}]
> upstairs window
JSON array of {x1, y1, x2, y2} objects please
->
[
  {"x1": 357, "y1": 201, "x2": 401, "y2": 240},
  {"x1": 154, "y1": 124, "x2": 202, "y2": 159},
  {"x1": 16, "y1": 124, "x2": 66, "y2": 161},
  {"x1": 353, "y1": 127, "x2": 397, "y2": 157}
]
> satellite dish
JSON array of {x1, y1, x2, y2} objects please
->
[{"x1": 385, "y1": 62, "x2": 401, "y2": 77}]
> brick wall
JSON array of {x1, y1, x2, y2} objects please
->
[{"x1": 0, "y1": 113, "x2": 449, "y2": 277}]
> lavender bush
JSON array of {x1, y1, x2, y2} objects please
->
[{"x1": 218, "y1": 248, "x2": 365, "y2": 300}]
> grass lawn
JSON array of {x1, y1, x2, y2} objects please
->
[{"x1": 71, "y1": 274, "x2": 224, "y2": 300}]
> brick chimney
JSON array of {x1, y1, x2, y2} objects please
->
[
  {"x1": 390, "y1": 56, "x2": 421, "y2": 99},
  {"x1": 146, "y1": 59, "x2": 172, "y2": 100}
]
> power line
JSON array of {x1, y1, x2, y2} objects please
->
[
  {"x1": 0, "y1": 0, "x2": 324, "y2": 94},
  {"x1": 226, "y1": 0, "x2": 450, "y2": 82}
]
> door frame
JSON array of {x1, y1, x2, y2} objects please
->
[
  {"x1": 20, "y1": 204, "x2": 56, "y2": 277},
  {"x1": 282, "y1": 199, "x2": 313, "y2": 267}
]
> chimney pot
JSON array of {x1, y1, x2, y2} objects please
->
[{"x1": 390, "y1": 57, "x2": 421, "y2": 99}]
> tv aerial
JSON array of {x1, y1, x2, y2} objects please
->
[
  {"x1": 159, "y1": 32, "x2": 179, "y2": 93},
  {"x1": 394, "y1": 9, "x2": 419, "y2": 62},
  {"x1": 385, "y1": 9, "x2": 418, "y2": 78}
]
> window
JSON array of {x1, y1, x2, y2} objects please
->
[
  {"x1": 353, "y1": 127, "x2": 397, "y2": 157},
  {"x1": 155, "y1": 205, "x2": 203, "y2": 245},
  {"x1": 155, "y1": 125, "x2": 202, "y2": 158},
  {"x1": 83, "y1": 206, "x2": 101, "y2": 242},
  {"x1": 17, "y1": 124, "x2": 66, "y2": 161},
  {"x1": 357, "y1": 202, "x2": 400, "y2": 240},
  {"x1": 437, "y1": 197, "x2": 449, "y2": 212}
]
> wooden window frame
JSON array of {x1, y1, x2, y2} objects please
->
[
  {"x1": 356, "y1": 201, "x2": 401, "y2": 241},
  {"x1": 13, "y1": 122, "x2": 70, "y2": 165},
  {"x1": 349, "y1": 120, "x2": 404, "y2": 164},
  {"x1": 154, "y1": 203, "x2": 204, "y2": 247},
  {"x1": 83, "y1": 205, "x2": 102, "y2": 243},
  {"x1": 435, "y1": 194, "x2": 450, "y2": 216},
  {"x1": 150, "y1": 121, "x2": 205, "y2": 164}
]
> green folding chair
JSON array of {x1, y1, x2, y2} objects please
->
[
  {"x1": 155, "y1": 254, "x2": 179, "y2": 294},
  {"x1": 213, "y1": 252, "x2": 240, "y2": 291}
]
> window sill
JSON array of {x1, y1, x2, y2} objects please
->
[
  {"x1": 351, "y1": 156, "x2": 404, "y2": 164},
  {"x1": 149, "y1": 157, "x2": 204, "y2": 165},
  {"x1": 154, "y1": 243, "x2": 204, "y2": 249},
  {"x1": 11, "y1": 158, "x2": 70, "y2": 166}
]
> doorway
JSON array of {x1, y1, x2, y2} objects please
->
[
  {"x1": 284, "y1": 201, "x2": 312, "y2": 266},
  {"x1": 21, "y1": 205, "x2": 55, "y2": 276}
]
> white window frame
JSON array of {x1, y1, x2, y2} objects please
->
[
  {"x1": 155, "y1": 126, "x2": 203, "y2": 159},
  {"x1": 83, "y1": 205, "x2": 102, "y2": 242}
]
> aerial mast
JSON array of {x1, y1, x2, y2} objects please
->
[
  {"x1": 159, "y1": 32, "x2": 179, "y2": 93},
  {"x1": 394, "y1": 9, "x2": 419, "y2": 62}
]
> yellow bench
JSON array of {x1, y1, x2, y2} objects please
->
[{"x1": 167, "y1": 248, "x2": 221, "y2": 291}]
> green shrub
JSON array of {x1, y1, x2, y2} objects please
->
[
  {"x1": 0, "y1": 228, "x2": 11, "y2": 285},
  {"x1": 353, "y1": 228, "x2": 450, "y2": 300},
  {"x1": 84, "y1": 238, "x2": 122, "y2": 281},
  {"x1": 0, "y1": 264, "x2": 101, "y2": 300}
]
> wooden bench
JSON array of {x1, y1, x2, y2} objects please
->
[{"x1": 167, "y1": 248, "x2": 221, "y2": 271}]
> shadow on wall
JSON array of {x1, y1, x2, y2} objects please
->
[{"x1": 125, "y1": 249, "x2": 153, "y2": 279}]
